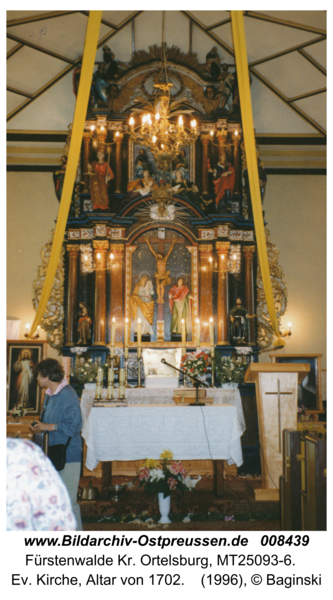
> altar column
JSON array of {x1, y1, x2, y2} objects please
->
[
  {"x1": 97, "y1": 125, "x2": 107, "y2": 152},
  {"x1": 110, "y1": 244, "x2": 124, "y2": 343},
  {"x1": 93, "y1": 240, "x2": 109, "y2": 345},
  {"x1": 232, "y1": 130, "x2": 241, "y2": 194},
  {"x1": 199, "y1": 244, "x2": 214, "y2": 344},
  {"x1": 201, "y1": 134, "x2": 210, "y2": 195},
  {"x1": 65, "y1": 244, "x2": 80, "y2": 346},
  {"x1": 217, "y1": 130, "x2": 227, "y2": 164},
  {"x1": 216, "y1": 241, "x2": 230, "y2": 345},
  {"x1": 82, "y1": 132, "x2": 92, "y2": 192},
  {"x1": 244, "y1": 245, "x2": 256, "y2": 345},
  {"x1": 114, "y1": 132, "x2": 124, "y2": 194}
]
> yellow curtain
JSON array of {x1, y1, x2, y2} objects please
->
[
  {"x1": 29, "y1": 11, "x2": 102, "y2": 337},
  {"x1": 231, "y1": 11, "x2": 284, "y2": 346}
]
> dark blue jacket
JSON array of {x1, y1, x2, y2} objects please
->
[{"x1": 41, "y1": 385, "x2": 82, "y2": 463}]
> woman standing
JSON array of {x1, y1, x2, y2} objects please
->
[{"x1": 30, "y1": 359, "x2": 83, "y2": 530}]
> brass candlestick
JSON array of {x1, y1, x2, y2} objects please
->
[
  {"x1": 124, "y1": 356, "x2": 130, "y2": 388},
  {"x1": 118, "y1": 368, "x2": 126, "y2": 400},
  {"x1": 135, "y1": 356, "x2": 144, "y2": 388},
  {"x1": 210, "y1": 349, "x2": 216, "y2": 388}
]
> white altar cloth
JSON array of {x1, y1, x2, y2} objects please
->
[{"x1": 81, "y1": 388, "x2": 245, "y2": 472}]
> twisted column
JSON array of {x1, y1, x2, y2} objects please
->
[
  {"x1": 82, "y1": 132, "x2": 92, "y2": 192},
  {"x1": 243, "y1": 245, "x2": 256, "y2": 345},
  {"x1": 110, "y1": 244, "x2": 125, "y2": 343},
  {"x1": 232, "y1": 131, "x2": 241, "y2": 194},
  {"x1": 216, "y1": 241, "x2": 230, "y2": 345},
  {"x1": 93, "y1": 240, "x2": 109, "y2": 345},
  {"x1": 115, "y1": 132, "x2": 124, "y2": 194},
  {"x1": 201, "y1": 134, "x2": 210, "y2": 195},
  {"x1": 199, "y1": 244, "x2": 214, "y2": 343},
  {"x1": 65, "y1": 244, "x2": 80, "y2": 346}
]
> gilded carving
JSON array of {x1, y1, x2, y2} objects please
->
[
  {"x1": 256, "y1": 228, "x2": 288, "y2": 349},
  {"x1": 32, "y1": 231, "x2": 65, "y2": 350}
]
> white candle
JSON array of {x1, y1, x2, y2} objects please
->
[
  {"x1": 124, "y1": 317, "x2": 129, "y2": 358},
  {"x1": 209, "y1": 317, "x2": 214, "y2": 347},
  {"x1": 196, "y1": 318, "x2": 201, "y2": 350},
  {"x1": 288, "y1": 322, "x2": 292, "y2": 333},
  {"x1": 110, "y1": 317, "x2": 116, "y2": 358},
  {"x1": 137, "y1": 318, "x2": 142, "y2": 359},
  {"x1": 97, "y1": 367, "x2": 103, "y2": 384}
]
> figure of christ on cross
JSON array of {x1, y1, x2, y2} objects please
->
[{"x1": 146, "y1": 236, "x2": 175, "y2": 305}]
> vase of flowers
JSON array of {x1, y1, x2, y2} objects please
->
[
  {"x1": 136, "y1": 450, "x2": 201, "y2": 523},
  {"x1": 180, "y1": 352, "x2": 210, "y2": 385},
  {"x1": 70, "y1": 357, "x2": 107, "y2": 395},
  {"x1": 8, "y1": 405, "x2": 26, "y2": 422},
  {"x1": 216, "y1": 356, "x2": 248, "y2": 387}
]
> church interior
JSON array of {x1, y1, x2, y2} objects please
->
[{"x1": 6, "y1": 10, "x2": 326, "y2": 531}]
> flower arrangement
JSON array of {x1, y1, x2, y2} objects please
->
[
  {"x1": 8, "y1": 405, "x2": 26, "y2": 420},
  {"x1": 70, "y1": 357, "x2": 108, "y2": 390},
  {"x1": 216, "y1": 356, "x2": 248, "y2": 385},
  {"x1": 181, "y1": 352, "x2": 210, "y2": 379},
  {"x1": 136, "y1": 450, "x2": 201, "y2": 498}
]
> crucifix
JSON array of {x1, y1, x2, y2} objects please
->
[{"x1": 265, "y1": 379, "x2": 293, "y2": 453}]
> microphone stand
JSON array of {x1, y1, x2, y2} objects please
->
[{"x1": 161, "y1": 359, "x2": 209, "y2": 406}]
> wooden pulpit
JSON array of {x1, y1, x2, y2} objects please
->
[{"x1": 244, "y1": 363, "x2": 310, "y2": 501}]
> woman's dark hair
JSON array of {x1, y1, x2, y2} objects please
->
[{"x1": 34, "y1": 359, "x2": 64, "y2": 382}]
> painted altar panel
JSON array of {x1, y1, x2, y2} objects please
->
[
  {"x1": 129, "y1": 142, "x2": 194, "y2": 185},
  {"x1": 125, "y1": 229, "x2": 198, "y2": 345}
]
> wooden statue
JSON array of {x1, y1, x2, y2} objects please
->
[{"x1": 146, "y1": 237, "x2": 175, "y2": 304}]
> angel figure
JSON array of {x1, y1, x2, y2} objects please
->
[{"x1": 146, "y1": 237, "x2": 175, "y2": 304}]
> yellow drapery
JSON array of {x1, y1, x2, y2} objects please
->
[
  {"x1": 231, "y1": 11, "x2": 284, "y2": 346},
  {"x1": 29, "y1": 11, "x2": 102, "y2": 337}
]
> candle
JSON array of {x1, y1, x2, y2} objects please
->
[
  {"x1": 209, "y1": 317, "x2": 214, "y2": 347},
  {"x1": 288, "y1": 322, "x2": 292, "y2": 333},
  {"x1": 110, "y1": 317, "x2": 116, "y2": 358},
  {"x1": 137, "y1": 318, "x2": 142, "y2": 359},
  {"x1": 196, "y1": 318, "x2": 201, "y2": 350},
  {"x1": 107, "y1": 367, "x2": 114, "y2": 400},
  {"x1": 25, "y1": 323, "x2": 30, "y2": 335},
  {"x1": 181, "y1": 318, "x2": 186, "y2": 354},
  {"x1": 97, "y1": 367, "x2": 103, "y2": 384},
  {"x1": 124, "y1": 317, "x2": 129, "y2": 358}
]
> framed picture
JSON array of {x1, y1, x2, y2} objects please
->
[
  {"x1": 269, "y1": 353, "x2": 323, "y2": 412},
  {"x1": 7, "y1": 340, "x2": 47, "y2": 415}
]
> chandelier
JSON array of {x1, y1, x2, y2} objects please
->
[{"x1": 128, "y1": 82, "x2": 198, "y2": 170}]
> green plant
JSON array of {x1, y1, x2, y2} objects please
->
[
  {"x1": 70, "y1": 357, "x2": 108, "y2": 390},
  {"x1": 135, "y1": 450, "x2": 201, "y2": 498}
]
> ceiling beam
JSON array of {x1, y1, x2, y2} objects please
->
[
  {"x1": 249, "y1": 36, "x2": 326, "y2": 67},
  {"x1": 288, "y1": 88, "x2": 326, "y2": 103},
  {"x1": 6, "y1": 11, "x2": 143, "y2": 123},
  {"x1": 246, "y1": 11, "x2": 326, "y2": 36},
  {"x1": 182, "y1": 11, "x2": 235, "y2": 61},
  {"x1": 251, "y1": 67, "x2": 326, "y2": 135},
  {"x1": 206, "y1": 18, "x2": 231, "y2": 31},
  {"x1": 7, "y1": 11, "x2": 78, "y2": 27},
  {"x1": 7, "y1": 42, "x2": 23, "y2": 59},
  {"x1": 298, "y1": 48, "x2": 326, "y2": 75},
  {"x1": 7, "y1": 86, "x2": 32, "y2": 98},
  {"x1": 7, "y1": 33, "x2": 76, "y2": 64},
  {"x1": 79, "y1": 10, "x2": 118, "y2": 30}
]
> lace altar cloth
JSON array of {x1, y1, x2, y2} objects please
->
[{"x1": 81, "y1": 388, "x2": 245, "y2": 471}]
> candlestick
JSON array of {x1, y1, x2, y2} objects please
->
[
  {"x1": 209, "y1": 317, "x2": 214, "y2": 348},
  {"x1": 196, "y1": 318, "x2": 201, "y2": 352},
  {"x1": 124, "y1": 317, "x2": 129, "y2": 358},
  {"x1": 96, "y1": 383, "x2": 102, "y2": 399},
  {"x1": 97, "y1": 367, "x2": 103, "y2": 383},
  {"x1": 137, "y1": 318, "x2": 142, "y2": 359},
  {"x1": 110, "y1": 317, "x2": 116, "y2": 358},
  {"x1": 181, "y1": 318, "x2": 186, "y2": 355},
  {"x1": 135, "y1": 356, "x2": 144, "y2": 388},
  {"x1": 119, "y1": 368, "x2": 125, "y2": 399}
]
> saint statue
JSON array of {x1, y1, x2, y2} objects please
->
[
  {"x1": 146, "y1": 237, "x2": 175, "y2": 304},
  {"x1": 208, "y1": 159, "x2": 235, "y2": 211},
  {"x1": 124, "y1": 170, "x2": 158, "y2": 203},
  {"x1": 13, "y1": 350, "x2": 35, "y2": 407},
  {"x1": 88, "y1": 151, "x2": 114, "y2": 212},
  {"x1": 169, "y1": 277, "x2": 192, "y2": 335},
  {"x1": 77, "y1": 302, "x2": 92, "y2": 345},
  {"x1": 130, "y1": 276, "x2": 155, "y2": 336},
  {"x1": 229, "y1": 298, "x2": 249, "y2": 345},
  {"x1": 53, "y1": 155, "x2": 67, "y2": 202}
]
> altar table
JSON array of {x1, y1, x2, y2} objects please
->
[{"x1": 81, "y1": 388, "x2": 245, "y2": 497}]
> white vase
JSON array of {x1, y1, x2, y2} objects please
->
[
  {"x1": 84, "y1": 383, "x2": 96, "y2": 391},
  {"x1": 158, "y1": 493, "x2": 171, "y2": 524}
]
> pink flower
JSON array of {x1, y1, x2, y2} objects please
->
[
  {"x1": 168, "y1": 477, "x2": 178, "y2": 490},
  {"x1": 138, "y1": 466, "x2": 150, "y2": 481},
  {"x1": 170, "y1": 461, "x2": 187, "y2": 477}
]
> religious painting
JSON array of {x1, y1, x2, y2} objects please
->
[
  {"x1": 7, "y1": 341, "x2": 47, "y2": 414},
  {"x1": 127, "y1": 229, "x2": 196, "y2": 343},
  {"x1": 270, "y1": 353, "x2": 323, "y2": 412},
  {"x1": 129, "y1": 143, "x2": 193, "y2": 186}
]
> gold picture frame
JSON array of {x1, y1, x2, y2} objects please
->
[{"x1": 7, "y1": 340, "x2": 48, "y2": 415}]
